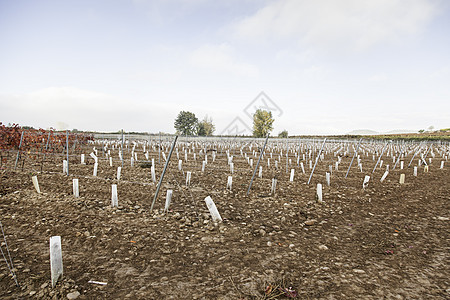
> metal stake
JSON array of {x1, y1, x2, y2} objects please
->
[
  {"x1": 392, "y1": 148, "x2": 405, "y2": 170},
  {"x1": 14, "y1": 131, "x2": 24, "y2": 170},
  {"x1": 307, "y1": 138, "x2": 327, "y2": 184},
  {"x1": 66, "y1": 130, "x2": 69, "y2": 175},
  {"x1": 421, "y1": 144, "x2": 432, "y2": 166},
  {"x1": 159, "y1": 132, "x2": 161, "y2": 165},
  {"x1": 372, "y1": 141, "x2": 388, "y2": 174},
  {"x1": 121, "y1": 129, "x2": 124, "y2": 168},
  {"x1": 41, "y1": 131, "x2": 52, "y2": 172},
  {"x1": 345, "y1": 138, "x2": 362, "y2": 178},
  {"x1": 150, "y1": 136, "x2": 178, "y2": 212},
  {"x1": 0, "y1": 221, "x2": 19, "y2": 286},
  {"x1": 408, "y1": 143, "x2": 423, "y2": 167},
  {"x1": 247, "y1": 134, "x2": 269, "y2": 195},
  {"x1": 285, "y1": 138, "x2": 288, "y2": 173}
]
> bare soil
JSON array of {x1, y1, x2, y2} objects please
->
[{"x1": 0, "y1": 144, "x2": 449, "y2": 299}]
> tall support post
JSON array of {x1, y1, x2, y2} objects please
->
[
  {"x1": 421, "y1": 144, "x2": 432, "y2": 166},
  {"x1": 41, "y1": 131, "x2": 52, "y2": 172},
  {"x1": 0, "y1": 221, "x2": 19, "y2": 287},
  {"x1": 159, "y1": 132, "x2": 161, "y2": 165},
  {"x1": 66, "y1": 130, "x2": 69, "y2": 175},
  {"x1": 150, "y1": 136, "x2": 178, "y2": 212},
  {"x1": 285, "y1": 138, "x2": 288, "y2": 173},
  {"x1": 121, "y1": 129, "x2": 124, "y2": 168},
  {"x1": 408, "y1": 143, "x2": 423, "y2": 167},
  {"x1": 392, "y1": 149, "x2": 405, "y2": 170},
  {"x1": 14, "y1": 131, "x2": 24, "y2": 170},
  {"x1": 147, "y1": 135, "x2": 151, "y2": 159},
  {"x1": 372, "y1": 141, "x2": 388, "y2": 174},
  {"x1": 307, "y1": 138, "x2": 327, "y2": 184},
  {"x1": 247, "y1": 134, "x2": 269, "y2": 195},
  {"x1": 345, "y1": 138, "x2": 363, "y2": 178}
]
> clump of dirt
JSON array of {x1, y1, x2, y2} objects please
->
[{"x1": 0, "y1": 144, "x2": 449, "y2": 299}]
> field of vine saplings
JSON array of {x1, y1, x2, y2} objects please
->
[{"x1": 0, "y1": 129, "x2": 449, "y2": 299}]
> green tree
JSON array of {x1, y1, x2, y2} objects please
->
[
  {"x1": 174, "y1": 111, "x2": 198, "y2": 136},
  {"x1": 278, "y1": 130, "x2": 288, "y2": 138},
  {"x1": 253, "y1": 109, "x2": 274, "y2": 138},
  {"x1": 197, "y1": 116, "x2": 215, "y2": 136}
]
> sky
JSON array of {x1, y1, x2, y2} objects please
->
[{"x1": 1, "y1": 0, "x2": 449, "y2": 135}]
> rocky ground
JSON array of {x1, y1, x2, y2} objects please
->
[{"x1": 0, "y1": 144, "x2": 449, "y2": 299}]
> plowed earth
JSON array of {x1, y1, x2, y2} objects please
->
[{"x1": 0, "y1": 144, "x2": 449, "y2": 299}]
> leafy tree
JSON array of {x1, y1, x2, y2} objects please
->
[
  {"x1": 278, "y1": 130, "x2": 288, "y2": 138},
  {"x1": 197, "y1": 116, "x2": 215, "y2": 136},
  {"x1": 253, "y1": 109, "x2": 274, "y2": 138},
  {"x1": 418, "y1": 129, "x2": 425, "y2": 133},
  {"x1": 174, "y1": 111, "x2": 198, "y2": 136}
]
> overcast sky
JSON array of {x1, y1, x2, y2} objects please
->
[{"x1": 1, "y1": 0, "x2": 449, "y2": 135}]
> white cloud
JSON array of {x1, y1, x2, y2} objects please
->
[
  {"x1": 302, "y1": 65, "x2": 330, "y2": 79},
  {"x1": 130, "y1": 69, "x2": 183, "y2": 85},
  {"x1": 428, "y1": 66, "x2": 450, "y2": 79},
  {"x1": 189, "y1": 43, "x2": 259, "y2": 77},
  {"x1": 368, "y1": 73, "x2": 388, "y2": 82},
  {"x1": 233, "y1": 0, "x2": 438, "y2": 51},
  {"x1": 275, "y1": 48, "x2": 315, "y2": 64},
  {"x1": 0, "y1": 86, "x2": 251, "y2": 134},
  {"x1": 0, "y1": 87, "x2": 178, "y2": 132}
]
